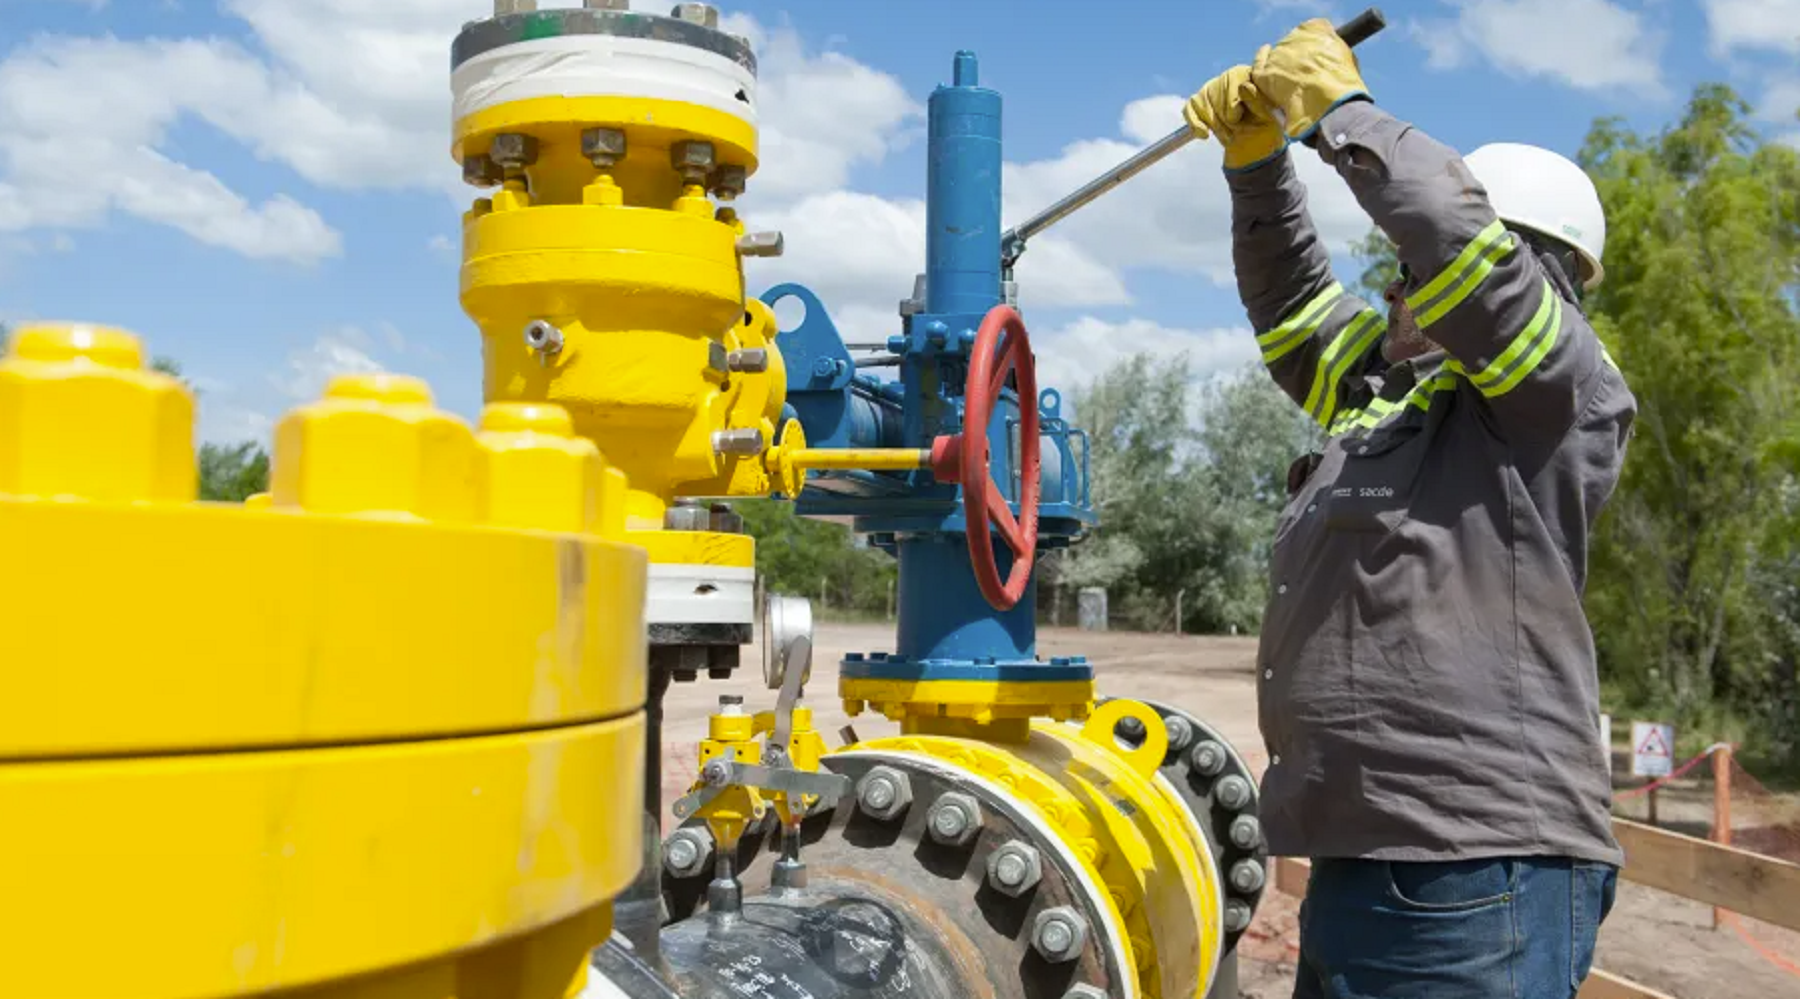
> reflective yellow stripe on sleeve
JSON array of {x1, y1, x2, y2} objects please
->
[
  {"x1": 1258, "y1": 282, "x2": 1345, "y2": 364},
  {"x1": 1305, "y1": 308, "x2": 1385, "y2": 428},
  {"x1": 1467, "y1": 281, "x2": 1562, "y2": 398},
  {"x1": 1404, "y1": 220, "x2": 1515, "y2": 330}
]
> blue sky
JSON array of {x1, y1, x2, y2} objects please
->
[{"x1": 1, "y1": 0, "x2": 1796, "y2": 443}]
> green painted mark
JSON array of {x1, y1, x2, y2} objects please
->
[{"x1": 521, "y1": 12, "x2": 564, "y2": 41}]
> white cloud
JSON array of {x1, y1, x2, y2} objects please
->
[
  {"x1": 1034, "y1": 316, "x2": 1259, "y2": 396},
  {"x1": 1703, "y1": 0, "x2": 1800, "y2": 55},
  {"x1": 1409, "y1": 0, "x2": 1665, "y2": 93},
  {"x1": 268, "y1": 327, "x2": 388, "y2": 402}
]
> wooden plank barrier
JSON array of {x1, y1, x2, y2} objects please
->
[{"x1": 1262, "y1": 822, "x2": 1800, "y2": 999}]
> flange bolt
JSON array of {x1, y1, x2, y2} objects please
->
[
  {"x1": 1114, "y1": 715, "x2": 1146, "y2": 742},
  {"x1": 1163, "y1": 715, "x2": 1194, "y2": 752},
  {"x1": 1229, "y1": 858, "x2": 1267, "y2": 894},
  {"x1": 1214, "y1": 774, "x2": 1253, "y2": 811},
  {"x1": 1189, "y1": 740, "x2": 1228, "y2": 777},
  {"x1": 926, "y1": 792, "x2": 982, "y2": 847},
  {"x1": 1224, "y1": 899, "x2": 1254, "y2": 933},
  {"x1": 663, "y1": 827, "x2": 713, "y2": 878},
  {"x1": 1229, "y1": 814, "x2": 1263, "y2": 851},
  {"x1": 986, "y1": 840, "x2": 1042, "y2": 896},
  {"x1": 855, "y1": 766, "x2": 912, "y2": 821},
  {"x1": 523, "y1": 320, "x2": 563, "y2": 355},
  {"x1": 1031, "y1": 906, "x2": 1089, "y2": 963}
]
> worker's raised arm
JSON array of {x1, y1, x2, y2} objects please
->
[
  {"x1": 1188, "y1": 64, "x2": 1385, "y2": 429},
  {"x1": 1251, "y1": 20, "x2": 1617, "y2": 447}
]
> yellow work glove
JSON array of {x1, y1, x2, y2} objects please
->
[
  {"x1": 1248, "y1": 17, "x2": 1371, "y2": 142},
  {"x1": 1183, "y1": 64, "x2": 1286, "y2": 172}
]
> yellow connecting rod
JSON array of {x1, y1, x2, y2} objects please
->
[{"x1": 785, "y1": 448, "x2": 931, "y2": 473}]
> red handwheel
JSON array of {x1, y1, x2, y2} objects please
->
[{"x1": 929, "y1": 305, "x2": 1042, "y2": 611}]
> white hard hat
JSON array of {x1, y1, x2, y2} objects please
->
[{"x1": 1463, "y1": 143, "x2": 1607, "y2": 290}]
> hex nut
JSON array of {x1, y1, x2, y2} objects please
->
[
  {"x1": 1189, "y1": 740, "x2": 1227, "y2": 777},
  {"x1": 736, "y1": 231, "x2": 785, "y2": 258},
  {"x1": 855, "y1": 766, "x2": 912, "y2": 821},
  {"x1": 670, "y1": 139, "x2": 716, "y2": 174},
  {"x1": 727, "y1": 348, "x2": 770, "y2": 373},
  {"x1": 1113, "y1": 715, "x2": 1147, "y2": 742},
  {"x1": 664, "y1": 498, "x2": 710, "y2": 531},
  {"x1": 1224, "y1": 899, "x2": 1253, "y2": 933},
  {"x1": 1163, "y1": 715, "x2": 1194, "y2": 752},
  {"x1": 986, "y1": 840, "x2": 1043, "y2": 896},
  {"x1": 462, "y1": 153, "x2": 500, "y2": 188},
  {"x1": 712, "y1": 428, "x2": 766, "y2": 456},
  {"x1": 709, "y1": 163, "x2": 747, "y2": 199},
  {"x1": 581, "y1": 127, "x2": 627, "y2": 165},
  {"x1": 663, "y1": 827, "x2": 713, "y2": 877},
  {"x1": 709, "y1": 502, "x2": 744, "y2": 534},
  {"x1": 488, "y1": 132, "x2": 538, "y2": 169},
  {"x1": 1229, "y1": 858, "x2": 1267, "y2": 894},
  {"x1": 926, "y1": 792, "x2": 983, "y2": 847},
  {"x1": 670, "y1": 2, "x2": 719, "y2": 27},
  {"x1": 1214, "y1": 774, "x2": 1253, "y2": 811},
  {"x1": 1031, "y1": 906, "x2": 1089, "y2": 962},
  {"x1": 1229, "y1": 814, "x2": 1263, "y2": 851}
]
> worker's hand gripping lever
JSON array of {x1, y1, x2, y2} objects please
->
[{"x1": 999, "y1": 6, "x2": 1387, "y2": 267}]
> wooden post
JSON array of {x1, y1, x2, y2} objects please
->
[
  {"x1": 1712, "y1": 744, "x2": 1733, "y2": 929},
  {"x1": 1647, "y1": 785, "x2": 1658, "y2": 826}
]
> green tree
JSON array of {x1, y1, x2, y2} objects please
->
[
  {"x1": 738, "y1": 499, "x2": 897, "y2": 619},
  {"x1": 1576, "y1": 84, "x2": 1800, "y2": 763},
  {"x1": 141, "y1": 356, "x2": 273, "y2": 502},
  {"x1": 1350, "y1": 226, "x2": 1399, "y2": 301}
]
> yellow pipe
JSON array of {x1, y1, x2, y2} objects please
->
[{"x1": 787, "y1": 447, "x2": 930, "y2": 472}]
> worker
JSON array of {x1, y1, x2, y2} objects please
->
[{"x1": 1183, "y1": 19, "x2": 1634, "y2": 998}]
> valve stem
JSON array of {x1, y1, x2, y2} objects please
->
[
  {"x1": 707, "y1": 849, "x2": 743, "y2": 917},
  {"x1": 771, "y1": 820, "x2": 807, "y2": 891}
]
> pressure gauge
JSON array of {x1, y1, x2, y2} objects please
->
[{"x1": 762, "y1": 593, "x2": 814, "y2": 690}]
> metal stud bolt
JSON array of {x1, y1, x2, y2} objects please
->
[
  {"x1": 727, "y1": 348, "x2": 770, "y2": 372},
  {"x1": 670, "y1": 139, "x2": 716, "y2": 185},
  {"x1": 663, "y1": 827, "x2": 713, "y2": 877},
  {"x1": 926, "y1": 792, "x2": 982, "y2": 847},
  {"x1": 1229, "y1": 858, "x2": 1267, "y2": 894},
  {"x1": 1189, "y1": 740, "x2": 1227, "y2": 777},
  {"x1": 664, "y1": 498, "x2": 710, "y2": 532},
  {"x1": 709, "y1": 164, "x2": 747, "y2": 200},
  {"x1": 986, "y1": 840, "x2": 1042, "y2": 896},
  {"x1": 1224, "y1": 899, "x2": 1254, "y2": 933},
  {"x1": 712, "y1": 428, "x2": 766, "y2": 456},
  {"x1": 523, "y1": 320, "x2": 563, "y2": 356},
  {"x1": 1163, "y1": 715, "x2": 1194, "y2": 752},
  {"x1": 1114, "y1": 715, "x2": 1146, "y2": 742},
  {"x1": 736, "y1": 231, "x2": 785, "y2": 258},
  {"x1": 854, "y1": 766, "x2": 912, "y2": 821},
  {"x1": 581, "y1": 127, "x2": 627, "y2": 169},
  {"x1": 489, "y1": 132, "x2": 538, "y2": 170},
  {"x1": 1229, "y1": 814, "x2": 1262, "y2": 851},
  {"x1": 1031, "y1": 906, "x2": 1089, "y2": 963},
  {"x1": 1214, "y1": 774, "x2": 1253, "y2": 811}
]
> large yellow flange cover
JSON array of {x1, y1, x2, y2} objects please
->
[{"x1": 0, "y1": 718, "x2": 643, "y2": 999}]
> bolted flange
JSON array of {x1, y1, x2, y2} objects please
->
[
  {"x1": 925, "y1": 791, "x2": 982, "y2": 847},
  {"x1": 663, "y1": 827, "x2": 714, "y2": 878},
  {"x1": 1030, "y1": 906, "x2": 1089, "y2": 963},
  {"x1": 985, "y1": 840, "x2": 1042, "y2": 897},
  {"x1": 854, "y1": 766, "x2": 912, "y2": 821},
  {"x1": 1229, "y1": 814, "x2": 1262, "y2": 851}
]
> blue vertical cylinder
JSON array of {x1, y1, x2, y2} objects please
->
[
  {"x1": 896, "y1": 535, "x2": 1036, "y2": 663},
  {"x1": 926, "y1": 51, "x2": 1002, "y2": 317}
]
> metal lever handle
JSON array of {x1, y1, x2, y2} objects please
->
[
  {"x1": 1000, "y1": 6, "x2": 1387, "y2": 265},
  {"x1": 669, "y1": 759, "x2": 852, "y2": 821}
]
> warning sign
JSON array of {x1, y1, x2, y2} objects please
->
[{"x1": 1631, "y1": 721, "x2": 1676, "y2": 778}]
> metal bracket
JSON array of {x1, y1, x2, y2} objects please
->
[{"x1": 670, "y1": 759, "x2": 850, "y2": 821}]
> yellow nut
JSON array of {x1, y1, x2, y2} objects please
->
[
  {"x1": 270, "y1": 373, "x2": 476, "y2": 521},
  {"x1": 474, "y1": 402, "x2": 608, "y2": 533},
  {"x1": 0, "y1": 322, "x2": 195, "y2": 503}
]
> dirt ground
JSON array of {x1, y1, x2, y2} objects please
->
[{"x1": 657, "y1": 622, "x2": 1800, "y2": 999}]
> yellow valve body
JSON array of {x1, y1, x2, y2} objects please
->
[
  {"x1": 457, "y1": 94, "x2": 789, "y2": 528},
  {"x1": 0, "y1": 326, "x2": 648, "y2": 999}
]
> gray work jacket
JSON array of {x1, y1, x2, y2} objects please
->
[{"x1": 1227, "y1": 100, "x2": 1634, "y2": 865}]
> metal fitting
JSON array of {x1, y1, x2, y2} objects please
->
[
  {"x1": 709, "y1": 164, "x2": 747, "y2": 200},
  {"x1": 462, "y1": 153, "x2": 501, "y2": 188},
  {"x1": 1163, "y1": 715, "x2": 1194, "y2": 752},
  {"x1": 670, "y1": 139, "x2": 716, "y2": 183},
  {"x1": 523, "y1": 320, "x2": 563, "y2": 355},
  {"x1": 985, "y1": 840, "x2": 1042, "y2": 896},
  {"x1": 1113, "y1": 715, "x2": 1147, "y2": 742},
  {"x1": 664, "y1": 498, "x2": 710, "y2": 532},
  {"x1": 925, "y1": 792, "x2": 982, "y2": 847},
  {"x1": 670, "y1": 2, "x2": 719, "y2": 27},
  {"x1": 494, "y1": 0, "x2": 537, "y2": 13},
  {"x1": 708, "y1": 340, "x2": 729, "y2": 373},
  {"x1": 581, "y1": 127, "x2": 627, "y2": 168},
  {"x1": 1224, "y1": 899, "x2": 1253, "y2": 933},
  {"x1": 727, "y1": 348, "x2": 770, "y2": 372},
  {"x1": 712, "y1": 428, "x2": 766, "y2": 456},
  {"x1": 1063, "y1": 987, "x2": 1107, "y2": 999},
  {"x1": 736, "y1": 231, "x2": 785, "y2": 258},
  {"x1": 1229, "y1": 858, "x2": 1267, "y2": 894},
  {"x1": 488, "y1": 132, "x2": 538, "y2": 170},
  {"x1": 1031, "y1": 906, "x2": 1089, "y2": 963},
  {"x1": 663, "y1": 827, "x2": 713, "y2": 878},
  {"x1": 1189, "y1": 740, "x2": 1227, "y2": 777},
  {"x1": 1214, "y1": 774, "x2": 1253, "y2": 811},
  {"x1": 1229, "y1": 814, "x2": 1263, "y2": 851},
  {"x1": 854, "y1": 766, "x2": 912, "y2": 821},
  {"x1": 709, "y1": 502, "x2": 743, "y2": 535}
]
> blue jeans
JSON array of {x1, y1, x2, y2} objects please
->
[{"x1": 1293, "y1": 856, "x2": 1618, "y2": 998}]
